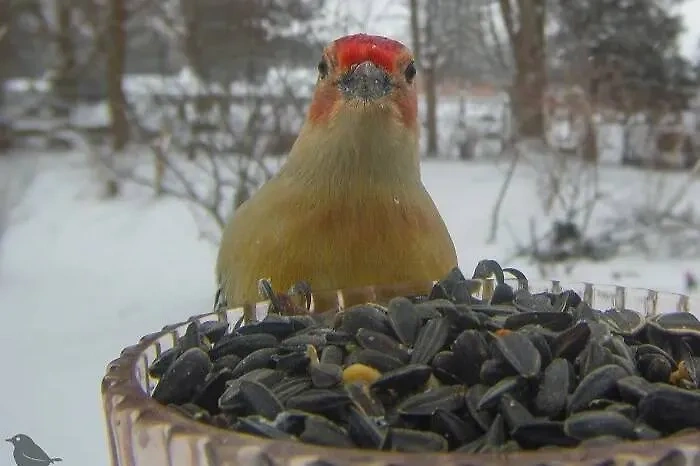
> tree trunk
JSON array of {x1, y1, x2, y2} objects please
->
[
  {"x1": 0, "y1": 1, "x2": 10, "y2": 109},
  {"x1": 581, "y1": 116, "x2": 598, "y2": 163},
  {"x1": 53, "y1": 2, "x2": 77, "y2": 116},
  {"x1": 181, "y1": 2, "x2": 208, "y2": 81},
  {"x1": 423, "y1": 0, "x2": 439, "y2": 158},
  {"x1": 408, "y1": 0, "x2": 421, "y2": 64},
  {"x1": 424, "y1": 54, "x2": 439, "y2": 157},
  {"x1": 501, "y1": 0, "x2": 547, "y2": 140},
  {"x1": 105, "y1": 0, "x2": 129, "y2": 197}
]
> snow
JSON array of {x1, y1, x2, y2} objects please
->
[{"x1": 0, "y1": 150, "x2": 699, "y2": 465}]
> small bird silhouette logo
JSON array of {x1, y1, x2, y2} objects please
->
[{"x1": 5, "y1": 434, "x2": 62, "y2": 466}]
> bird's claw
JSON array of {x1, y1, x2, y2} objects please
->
[
  {"x1": 289, "y1": 280, "x2": 313, "y2": 310},
  {"x1": 213, "y1": 286, "x2": 228, "y2": 313},
  {"x1": 256, "y1": 278, "x2": 313, "y2": 316},
  {"x1": 258, "y1": 278, "x2": 284, "y2": 313}
]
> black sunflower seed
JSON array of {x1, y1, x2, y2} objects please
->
[
  {"x1": 481, "y1": 413, "x2": 507, "y2": 450},
  {"x1": 239, "y1": 380, "x2": 283, "y2": 420},
  {"x1": 387, "y1": 297, "x2": 420, "y2": 346},
  {"x1": 271, "y1": 376, "x2": 312, "y2": 402},
  {"x1": 273, "y1": 349, "x2": 312, "y2": 373},
  {"x1": 430, "y1": 408, "x2": 482, "y2": 449},
  {"x1": 209, "y1": 333, "x2": 279, "y2": 360},
  {"x1": 638, "y1": 353, "x2": 673, "y2": 383},
  {"x1": 338, "y1": 304, "x2": 391, "y2": 335},
  {"x1": 577, "y1": 341, "x2": 615, "y2": 377},
  {"x1": 345, "y1": 348, "x2": 403, "y2": 373},
  {"x1": 286, "y1": 388, "x2": 353, "y2": 414},
  {"x1": 383, "y1": 427, "x2": 448, "y2": 452},
  {"x1": 465, "y1": 384, "x2": 494, "y2": 431},
  {"x1": 522, "y1": 329, "x2": 553, "y2": 368},
  {"x1": 152, "y1": 347, "x2": 212, "y2": 405},
  {"x1": 235, "y1": 317, "x2": 295, "y2": 340},
  {"x1": 230, "y1": 347, "x2": 278, "y2": 378},
  {"x1": 564, "y1": 410, "x2": 637, "y2": 440},
  {"x1": 410, "y1": 317, "x2": 450, "y2": 364},
  {"x1": 553, "y1": 321, "x2": 591, "y2": 361},
  {"x1": 492, "y1": 331, "x2": 542, "y2": 379},
  {"x1": 355, "y1": 328, "x2": 409, "y2": 362},
  {"x1": 511, "y1": 420, "x2": 577, "y2": 449},
  {"x1": 534, "y1": 358, "x2": 571, "y2": 418},
  {"x1": 499, "y1": 393, "x2": 534, "y2": 431},
  {"x1": 480, "y1": 358, "x2": 517, "y2": 385},
  {"x1": 605, "y1": 402, "x2": 637, "y2": 419},
  {"x1": 431, "y1": 351, "x2": 463, "y2": 385},
  {"x1": 347, "y1": 405, "x2": 385, "y2": 449},
  {"x1": 371, "y1": 364, "x2": 432, "y2": 394},
  {"x1": 504, "y1": 312, "x2": 573, "y2": 332},
  {"x1": 299, "y1": 414, "x2": 354, "y2": 448},
  {"x1": 148, "y1": 347, "x2": 179, "y2": 378},
  {"x1": 616, "y1": 375, "x2": 660, "y2": 403},
  {"x1": 490, "y1": 283, "x2": 515, "y2": 305},
  {"x1": 451, "y1": 329, "x2": 488, "y2": 385},
  {"x1": 638, "y1": 386, "x2": 700, "y2": 434},
  {"x1": 198, "y1": 320, "x2": 230, "y2": 343},
  {"x1": 345, "y1": 382, "x2": 385, "y2": 417},
  {"x1": 478, "y1": 376, "x2": 527, "y2": 410},
  {"x1": 309, "y1": 363, "x2": 343, "y2": 389},
  {"x1": 319, "y1": 345, "x2": 344, "y2": 366},
  {"x1": 568, "y1": 364, "x2": 629, "y2": 414},
  {"x1": 397, "y1": 385, "x2": 465, "y2": 417},
  {"x1": 192, "y1": 368, "x2": 234, "y2": 414},
  {"x1": 212, "y1": 354, "x2": 242, "y2": 372}
]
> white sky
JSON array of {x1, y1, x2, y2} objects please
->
[{"x1": 679, "y1": 0, "x2": 700, "y2": 60}]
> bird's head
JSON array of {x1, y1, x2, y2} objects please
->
[
  {"x1": 307, "y1": 33, "x2": 418, "y2": 132},
  {"x1": 5, "y1": 434, "x2": 30, "y2": 446}
]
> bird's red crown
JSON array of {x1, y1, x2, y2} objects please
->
[{"x1": 333, "y1": 34, "x2": 407, "y2": 73}]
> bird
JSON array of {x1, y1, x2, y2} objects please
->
[
  {"x1": 216, "y1": 33, "x2": 458, "y2": 312},
  {"x1": 5, "y1": 434, "x2": 62, "y2": 466}
]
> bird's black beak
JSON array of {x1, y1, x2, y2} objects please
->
[
  {"x1": 338, "y1": 60, "x2": 393, "y2": 101},
  {"x1": 5, "y1": 438, "x2": 11, "y2": 442}
]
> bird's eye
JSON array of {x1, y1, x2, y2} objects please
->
[
  {"x1": 404, "y1": 61, "x2": 416, "y2": 83},
  {"x1": 317, "y1": 59, "x2": 329, "y2": 79}
]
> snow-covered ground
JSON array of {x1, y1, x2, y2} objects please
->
[{"x1": 0, "y1": 151, "x2": 699, "y2": 465}]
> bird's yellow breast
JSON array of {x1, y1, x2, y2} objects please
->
[{"x1": 216, "y1": 177, "x2": 457, "y2": 309}]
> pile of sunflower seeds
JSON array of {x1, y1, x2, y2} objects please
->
[{"x1": 148, "y1": 260, "x2": 700, "y2": 453}]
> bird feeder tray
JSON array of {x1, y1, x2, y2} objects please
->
[{"x1": 102, "y1": 272, "x2": 700, "y2": 466}]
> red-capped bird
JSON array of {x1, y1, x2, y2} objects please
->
[{"x1": 216, "y1": 34, "x2": 457, "y2": 311}]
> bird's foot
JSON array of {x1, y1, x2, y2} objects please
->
[{"x1": 257, "y1": 278, "x2": 313, "y2": 316}]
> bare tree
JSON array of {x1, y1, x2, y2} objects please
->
[
  {"x1": 499, "y1": 0, "x2": 547, "y2": 140},
  {"x1": 105, "y1": 66, "x2": 311, "y2": 244},
  {"x1": 421, "y1": 0, "x2": 439, "y2": 158},
  {"x1": 104, "y1": 0, "x2": 129, "y2": 197},
  {"x1": 407, "y1": 0, "x2": 514, "y2": 158},
  {"x1": 408, "y1": 0, "x2": 420, "y2": 62},
  {"x1": 0, "y1": 3, "x2": 10, "y2": 109},
  {"x1": 52, "y1": 0, "x2": 78, "y2": 115}
]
